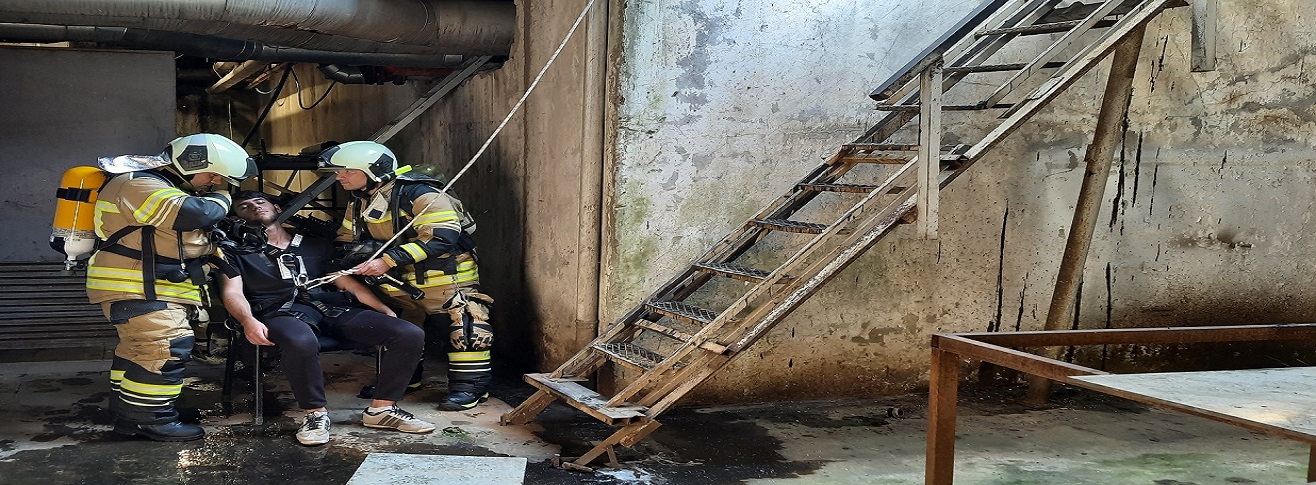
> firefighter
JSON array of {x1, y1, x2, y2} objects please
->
[
  {"x1": 319, "y1": 141, "x2": 494, "y2": 411},
  {"x1": 88, "y1": 133, "x2": 255, "y2": 441}
]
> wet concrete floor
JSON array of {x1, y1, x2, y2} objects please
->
[{"x1": 0, "y1": 350, "x2": 1308, "y2": 484}]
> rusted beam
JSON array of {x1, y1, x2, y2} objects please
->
[
  {"x1": 925, "y1": 348, "x2": 961, "y2": 485},
  {"x1": 1030, "y1": 24, "x2": 1147, "y2": 403},
  {"x1": 933, "y1": 335, "x2": 1106, "y2": 381},
  {"x1": 955, "y1": 322, "x2": 1316, "y2": 348},
  {"x1": 1309, "y1": 444, "x2": 1315, "y2": 483}
]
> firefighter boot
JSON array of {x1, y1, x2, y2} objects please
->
[
  {"x1": 114, "y1": 420, "x2": 205, "y2": 442},
  {"x1": 436, "y1": 352, "x2": 490, "y2": 411},
  {"x1": 436, "y1": 390, "x2": 489, "y2": 411}
]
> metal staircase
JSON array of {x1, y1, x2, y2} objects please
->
[{"x1": 502, "y1": 0, "x2": 1189, "y2": 467}]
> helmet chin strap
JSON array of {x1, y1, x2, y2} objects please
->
[
  {"x1": 152, "y1": 165, "x2": 188, "y2": 187},
  {"x1": 363, "y1": 166, "x2": 407, "y2": 193}
]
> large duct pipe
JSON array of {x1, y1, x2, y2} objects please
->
[
  {"x1": 0, "y1": 0, "x2": 514, "y2": 55},
  {"x1": 0, "y1": 23, "x2": 469, "y2": 68}
]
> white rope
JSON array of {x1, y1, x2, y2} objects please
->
[
  {"x1": 306, "y1": 0, "x2": 598, "y2": 289},
  {"x1": 441, "y1": 0, "x2": 598, "y2": 194}
]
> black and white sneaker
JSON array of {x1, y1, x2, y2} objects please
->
[
  {"x1": 362, "y1": 406, "x2": 436, "y2": 434},
  {"x1": 295, "y1": 411, "x2": 331, "y2": 446}
]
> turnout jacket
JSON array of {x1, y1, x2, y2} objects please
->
[
  {"x1": 336, "y1": 179, "x2": 478, "y2": 296},
  {"x1": 86, "y1": 171, "x2": 231, "y2": 305}
]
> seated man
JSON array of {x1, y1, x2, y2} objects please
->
[{"x1": 217, "y1": 191, "x2": 436, "y2": 446}]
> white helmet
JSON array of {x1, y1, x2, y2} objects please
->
[
  {"x1": 164, "y1": 133, "x2": 257, "y2": 185},
  {"x1": 318, "y1": 141, "x2": 399, "y2": 182}
]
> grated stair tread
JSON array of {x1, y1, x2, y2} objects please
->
[
  {"x1": 693, "y1": 262, "x2": 771, "y2": 282},
  {"x1": 646, "y1": 301, "x2": 719, "y2": 325},
  {"x1": 751, "y1": 218, "x2": 828, "y2": 234},
  {"x1": 592, "y1": 342, "x2": 684, "y2": 371}
]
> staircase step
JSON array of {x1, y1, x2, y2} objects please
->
[
  {"x1": 945, "y1": 61, "x2": 1066, "y2": 74},
  {"x1": 837, "y1": 152, "x2": 913, "y2": 163},
  {"x1": 524, "y1": 373, "x2": 649, "y2": 425},
  {"x1": 976, "y1": 19, "x2": 1116, "y2": 38},
  {"x1": 632, "y1": 320, "x2": 729, "y2": 354},
  {"x1": 843, "y1": 143, "x2": 919, "y2": 151},
  {"x1": 693, "y1": 261, "x2": 770, "y2": 282},
  {"x1": 751, "y1": 218, "x2": 828, "y2": 234},
  {"x1": 800, "y1": 182, "x2": 910, "y2": 195},
  {"x1": 646, "y1": 300, "x2": 719, "y2": 325},
  {"x1": 874, "y1": 103, "x2": 1014, "y2": 112},
  {"x1": 592, "y1": 342, "x2": 684, "y2": 371}
]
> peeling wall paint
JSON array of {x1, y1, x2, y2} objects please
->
[{"x1": 608, "y1": 0, "x2": 1316, "y2": 402}]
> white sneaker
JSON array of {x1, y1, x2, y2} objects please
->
[
  {"x1": 362, "y1": 406, "x2": 436, "y2": 434},
  {"x1": 295, "y1": 411, "x2": 331, "y2": 446}
]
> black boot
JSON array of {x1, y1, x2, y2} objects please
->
[
  {"x1": 114, "y1": 420, "x2": 205, "y2": 442},
  {"x1": 436, "y1": 390, "x2": 489, "y2": 411}
]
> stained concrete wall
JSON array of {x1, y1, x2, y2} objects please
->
[
  {"x1": 0, "y1": 47, "x2": 175, "y2": 262},
  {"x1": 607, "y1": 0, "x2": 1316, "y2": 403}
]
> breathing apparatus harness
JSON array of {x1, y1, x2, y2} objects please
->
[{"x1": 95, "y1": 169, "x2": 213, "y2": 302}]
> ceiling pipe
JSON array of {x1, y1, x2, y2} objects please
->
[
  {"x1": 0, "y1": 0, "x2": 514, "y2": 55},
  {"x1": 0, "y1": 23, "x2": 470, "y2": 68}
]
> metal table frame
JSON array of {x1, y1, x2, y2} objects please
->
[{"x1": 926, "y1": 323, "x2": 1316, "y2": 485}]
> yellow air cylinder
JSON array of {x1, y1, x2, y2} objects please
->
[{"x1": 50, "y1": 166, "x2": 106, "y2": 269}]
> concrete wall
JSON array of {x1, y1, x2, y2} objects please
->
[
  {"x1": 0, "y1": 47, "x2": 175, "y2": 262},
  {"x1": 606, "y1": 0, "x2": 1316, "y2": 403}
]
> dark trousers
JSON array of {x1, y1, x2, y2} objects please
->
[{"x1": 264, "y1": 310, "x2": 424, "y2": 409}]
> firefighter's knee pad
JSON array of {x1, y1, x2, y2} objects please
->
[
  {"x1": 442, "y1": 290, "x2": 494, "y2": 352},
  {"x1": 160, "y1": 334, "x2": 195, "y2": 376}
]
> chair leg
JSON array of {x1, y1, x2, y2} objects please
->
[
  {"x1": 253, "y1": 346, "x2": 264, "y2": 426},
  {"x1": 221, "y1": 330, "x2": 237, "y2": 417}
]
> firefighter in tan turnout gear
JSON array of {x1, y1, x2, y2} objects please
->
[
  {"x1": 88, "y1": 133, "x2": 255, "y2": 441},
  {"x1": 319, "y1": 141, "x2": 494, "y2": 411}
]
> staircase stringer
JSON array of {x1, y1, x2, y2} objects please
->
[
  {"x1": 645, "y1": 195, "x2": 920, "y2": 413},
  {"x1": 614, "y1": 158, "x2": 925, "y2": 406},
  {"x1": 547, "y1": 153, "x2": 852, "y2": 379},
  {"x1": 947, "y1": 0, "x2": 1175, "y2": 186},
  {"x1": 980, "y1": 0, "x2": 1127, "y2": 107},
  {"x1": 859, "y1": 0, "x2": 1059, "y2": 144}
]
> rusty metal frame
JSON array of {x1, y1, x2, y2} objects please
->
[{"x1": 926, "y1": 323, "x2": 1316, "y2": 485}]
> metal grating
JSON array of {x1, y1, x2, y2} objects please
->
[
  {"x1": 751, "y1": 218, "x2": 828, "y2": 234},
  {"x1": 693, "y1": 262, "x2": 770, "y2": 282},
  {"x1": 797, "y1": 183, "x2": 882, "y2": 194},
  {"x1": 647, "y1": 301, "x2": 718, "y2": 325},
  {"x1": 595, "y1": 343, "x2": 683, "y2": 370}
]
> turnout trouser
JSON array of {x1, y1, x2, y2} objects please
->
[
  {"x1": 392, "y1": 286, "x2": 494, "y2": 394},
  {"x1": 102, "y1": 301, "x2": 194, "y2": 424}
]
